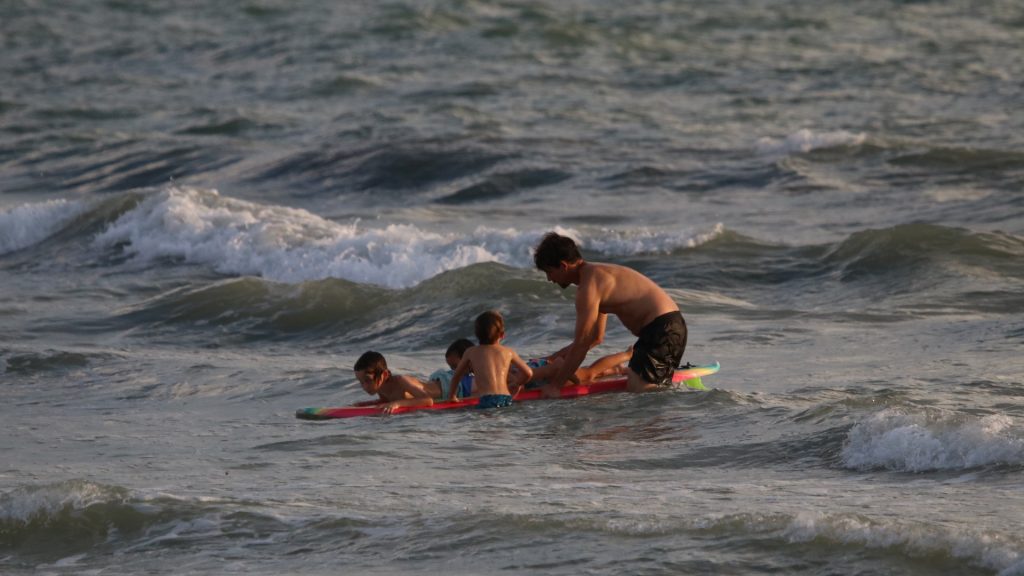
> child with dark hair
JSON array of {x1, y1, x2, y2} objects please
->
[
  {"x1": 427, "y1": 338, "x2": 475, "y2": 399},
  {"x1": 354, "y1": 345, "x2": 473, "y2": 414},
  {"x1": 353, "y1": 351, "x2": 434, "y2": 414}
]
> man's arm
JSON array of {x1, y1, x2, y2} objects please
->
[
  {"x1": 589, "y1": 313, "x2": 607, "y2": 348},
  {"x1": 544, "y1": 277, "x2": 605, "y2": 395},
  {"x1": 549, "y1": 313, "x2": 604, "y2": 360}
]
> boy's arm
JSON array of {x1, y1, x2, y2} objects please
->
[
  {"x1": 447, "y1": 356, "x2": 471, "y2": 402},
  {"x1": 381, "y1": 375, "x2": 434, "y2": 414},
  {"x1": 508, "y1": 352, "x2": 533, "y2": 398}
]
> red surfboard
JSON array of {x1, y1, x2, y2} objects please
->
[{"x1": 295, "y1": 362, "x2": 719, "y2": 420}]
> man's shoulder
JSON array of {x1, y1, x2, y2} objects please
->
[
  {"x1": 584, "y1": 261, "x2": 635, "y2": 276},
  {"x1": 580, "y1": 261, "x2": 637, "y2": 290},
  {"x1": 579, "y1": 261, "x2": 614, "y2": 281}
]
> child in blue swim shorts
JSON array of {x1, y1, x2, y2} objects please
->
[{"x1": 447, "y1": 311, "x2": 532, "y2": 409}]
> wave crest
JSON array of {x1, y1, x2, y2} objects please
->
[
  {"x1": 0, "y1": 481, "x2": 140, "y2": 559},
  {"x1": 756, "y1": 129, "x2": 866, "y2": 155},
  {"x1": 0, "y1": 199, "x2": 90, "y2": 256},
  {"x1": 90, "y1": 186, "x2": 721, "y2": 288},
  {"x1": 841, "y1": 409, "x2": 1024, "y2": 472}
]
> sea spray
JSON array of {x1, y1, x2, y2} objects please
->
[
  {"x1": 0, "y1": 199, "x2": 89, "y2": 255},
  {"x1": 90, "y1": 187, "x2": 723, "y2": 288},
  {"x1": 756, "y1": 129, "x2": 867, "y2": 155},
  {"x1": 841, "y1": 409, "x2": 1024, "y2": 472}
]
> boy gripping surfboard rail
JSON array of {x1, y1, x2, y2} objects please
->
[
  {"x1": 353, "y1": 351, "x2": 439, "y2": 414},
  {"x1": 353, "y1": 338, "x2": 474, "y2": 414},
  {"x1": 533, "y1": 232, "x2": 687, "y2": 396}
]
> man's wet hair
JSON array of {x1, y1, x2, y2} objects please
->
[{"x1": 533, "y1": 232, "x2": 582, "y2": 270}]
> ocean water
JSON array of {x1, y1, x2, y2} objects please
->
[{"x1": 2, "y1": 1, "x2": 1023, "y2": 574}]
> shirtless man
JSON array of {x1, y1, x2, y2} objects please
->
[{"x1": 533, "y1": 232, "x2": 687, "y2": 395}]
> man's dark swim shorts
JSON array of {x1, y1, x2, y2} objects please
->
[{"x1": 628, "y1": 311, "x2": 687, "y2": 385}]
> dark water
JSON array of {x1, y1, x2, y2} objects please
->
[{"x1": 2, "y1": 1, "x2": 1023, "y2": 574}]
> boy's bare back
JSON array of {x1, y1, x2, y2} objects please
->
[{"x1": 450, "y1": 344, "x2": 532, "y2": 400}]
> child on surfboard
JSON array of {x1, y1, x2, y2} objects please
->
[
  {"x1": 447, "y1": 310, "x2": 532, "y2": 409},
  {"x1": 353, "y1": 351, "x2": 435, "y2": 414},
  {"x1": 427, "y1": 338, "x2": 475, "y2": 399},
  {"x1": 354, "y1": 338, "x2": 478, "y2": 414},
  {"x1": 353, "y1": 346, "x2": 467, "y2": 414}
]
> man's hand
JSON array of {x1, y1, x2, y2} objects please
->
[{"x1": 542, "y1": 381, "x2": 563, "y2": 399}]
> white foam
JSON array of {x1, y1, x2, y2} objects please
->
[
  {"x1": 783, "y1": 511, "x2": 1023, "y2": 574},
  {"x1": 841, "y1": 409, "x2": 1024, "y2": 472},
  {"x1": 0, "y1": 198, "x2": 89, "y2": 255},
  {"x1": 0, "y1": 481, "x2": 122, "y2": 522},
  {"x1": 925, "y1": 186, "x2": 992, "y2": 203},
  {"x1": 92, "y1": 186, "x2": 721, "y2": 288},
  {"x1": 584, "y1": 222, "x2": 725, "y2": 255},
  {"x1": 756, "y1": 129, "x2": 866, "y2": 155}
]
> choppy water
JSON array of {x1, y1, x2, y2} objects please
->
[{"x1": 2, "y1": 1, "x2": 1023, "y2": 574}]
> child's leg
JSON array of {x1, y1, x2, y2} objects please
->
[
  {"x1": 576, "y1": 348, "x2": 632, "y2": 383},
  {"x1": 532, "y1": 357, "x2": 580, "y2": 386},
  {"x1": 530, "y1": 361, "x2": 561, "y2": 383}
]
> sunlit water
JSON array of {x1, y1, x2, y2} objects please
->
[{"x1": 2, "y1": 1, "x2": 1023, "y2": 574}]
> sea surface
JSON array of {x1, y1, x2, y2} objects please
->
[{"x1": 2, "y1": 1, "x2": 1023, "y2": 574}]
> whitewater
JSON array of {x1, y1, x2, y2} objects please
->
[{"x1": 2, "y1": 1, "x2": 1023, "y2": 575}]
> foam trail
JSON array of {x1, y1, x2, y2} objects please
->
[
  {"x1": 783, "y1": 511, "x2": 1023, "y2": 575},
  {"x1": 0, "y1": 198, "x2": 89, "y2": 255},
  {"x1": 0, "y1": 480, "x2": 126, "y2": 522},
  {"x1": 584, "y1": 223, "x2": 725, "y2": 255},
  {"x1": 93, "y1": 187, "x2": 721, "y2": 288},
  {"x1": 841, "y1": 409, "x2": 1024, "y2": 472},
  {"x1": 756, "y1": 129, "x2": 866, "y2": 155}
]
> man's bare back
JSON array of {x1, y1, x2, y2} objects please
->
[{"x1": 579, "y1": 261, "x2": 679, "y2": 335}]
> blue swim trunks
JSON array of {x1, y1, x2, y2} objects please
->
[
  {"x1": 523, "y1": 357, "x2": 548, "y2": 390},
  {"x1": 477, "y1": 394, "x2": 513, "y2": 409},
  {"x1": 429, "y1": 368, "x2": 473, "y2": 399}
]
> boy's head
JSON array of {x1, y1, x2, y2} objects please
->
[
  {"x1": 354, "y1": 351, "x2": 389, "y2": 395},
  {"x1": 533, "y1": 232, "x2": 582, "y2": 271},
  {"x1": 474, "y1": 311, "x2": 504, "y2": 345},
  {"x1": 444, "y1": 338, "x2": 474, "y2": 369}
]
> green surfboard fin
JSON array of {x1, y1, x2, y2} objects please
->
[{"x1": 683, "y1": 377, "x2": 706, "y2": 391}]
